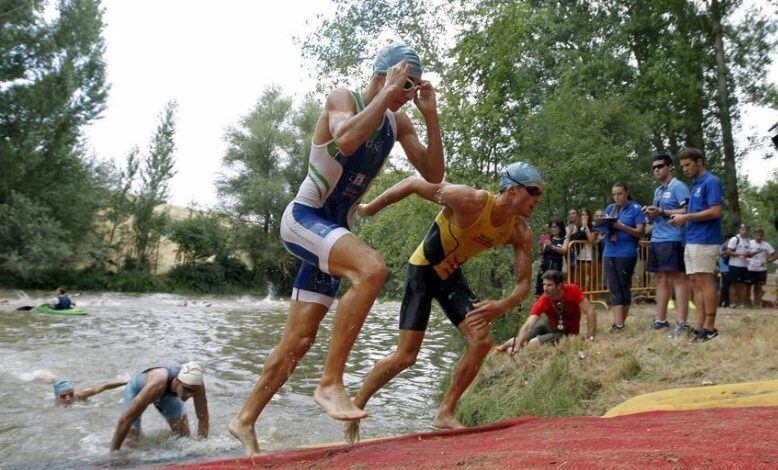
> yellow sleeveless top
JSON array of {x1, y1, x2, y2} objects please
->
[{"x1": 409, "y1": 192, "x2": 517, "y2": 280}]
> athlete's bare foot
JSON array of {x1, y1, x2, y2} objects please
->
[
  {"x1": 228, "y1": 417, "x2": 260, "y2": 456},
  {"x1": 314, "y1": 384, "x2": 368, "y2": 421},
  {"x1": 432, "y1": 411, "x2": 466, "y2": 429}
]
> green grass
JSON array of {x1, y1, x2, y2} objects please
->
[{"x1": 454, "y1": 305, "x2": 778, "y2": 425}]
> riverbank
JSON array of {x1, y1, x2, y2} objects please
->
[{"x1": 457, "y1": 304, "x2": 778, "y2": 425}]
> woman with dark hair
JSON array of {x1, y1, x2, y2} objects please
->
[
  {"x1": 568, "y1": 208, "x2": 596, "y2": 291},
  {"x1": 536, "y1": 220, "x2": 568, "y2": 295},
  {"x1": 603, "y1": 182, "x2": 646, "y2": 330}
]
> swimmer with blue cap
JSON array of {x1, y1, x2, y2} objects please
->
[
  {"x1": 230, "y1": 42, "x2": 446, "y2": 456},
  {"x1": 53, "y1": 377, "x2": 127, "y2": 405},
  {"x1": 347, "y1": 162, "x2": 541, "y2": 437}
]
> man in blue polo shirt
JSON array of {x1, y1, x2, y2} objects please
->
[
  {"x1": 669, "y1": 148, "x2": 723, "y2": 342},
  {"x1": 643, "y1": 154, "x2": 692, "y2": 337}
]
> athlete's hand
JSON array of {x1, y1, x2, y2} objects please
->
[
  {"x1": 383, "y1": 61, "x2": 411, "y2": 96},
  {"x1": 356, "y1": 203, "x2": 374, "y2": 218},
  {"x1": 465, "y1": 300, "x2": 506, "y2": 329},
  {"x1": 413, "y1": 80, "x2": 437, "y2": 118}
]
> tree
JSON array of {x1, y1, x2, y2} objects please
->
[
  {"x1": 169, "y1": 213, "x2": 228, "y2": 264},
  {"x1": 0, "y1": 0, "x2": 109, "y2": 279},
  {"x1": 218, "y1": 88, "x2": 320, "y2": 291},
  {"x1": 129, "y1": 101, "x2": 177, "y2": 271}
]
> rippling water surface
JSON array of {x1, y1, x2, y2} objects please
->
[{"x1": 0, "y1": 290, "x2": 459, "y2": 468}]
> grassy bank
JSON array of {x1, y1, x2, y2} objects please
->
[{"x1": 456, "y1": 305, "x2": 778, "y2": 425}]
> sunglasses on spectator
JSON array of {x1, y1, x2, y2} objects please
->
[{"x1": 652, "y1": 163, "x2": 668, "y2": 170}]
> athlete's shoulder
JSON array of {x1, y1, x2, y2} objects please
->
[{"x1": 325, "y1": 87, "x2": 357, "y2": 111}]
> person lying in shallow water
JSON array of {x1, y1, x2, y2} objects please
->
[{"x1": 53, "y1": 378, "x2": 127, "y2": 405}]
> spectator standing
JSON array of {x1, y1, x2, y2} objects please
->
[
  {"x1": 669, "y1": 147, "x2": 723, "y2": 341},
  {"x1": 726, "y1": 224, "x2": 752, "y2": 308},
  {"x1": 569, "y1": 209, "x2": 596, "y2": 291},
  {"x1": 536, "y1": 221, "x2": 567, "y2": 295},
  {"x1": 642, "y1": 154, "x2": 691, "y2": 336},
  {"x1": 603, "y1": 182, "x2": 646, "y2": 330},
  {"x1": 747, "y1": 228, "x2": 776, "y2": 308},
  {"x1": 717, "y1": 237, "x2": 732, "y2": 307}
]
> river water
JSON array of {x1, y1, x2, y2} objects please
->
[{"x1": 0, "y1": 290, "x2": 460, "y2": 468}]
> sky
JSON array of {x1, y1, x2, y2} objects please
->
[{"x1": 84, "y1": 1, "x2": 778, "y2": 208}]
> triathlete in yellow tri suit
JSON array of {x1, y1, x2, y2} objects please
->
[{"x1": 351, "y1": 162, "x2": 541, "y2": 432}]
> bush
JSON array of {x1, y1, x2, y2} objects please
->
[{"x1": 167, "y1": 262, "x2": 226, "y2": 292}]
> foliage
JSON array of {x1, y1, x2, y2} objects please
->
[
  {"x1": 169, "y1": 212, "x2": 229, "y2": 264},
  {"x1": 128, "y1": 101, "x2": 177, "y2": 270},
  {"x1": 217, "y1": 87, "x2": 321, "y2": 293},
  {"x1": 0, "y1": 192, "x2": 73, "y2": 280},
  {"x1": 0, "y1": 0, "x2": 109, "y2": 278}
]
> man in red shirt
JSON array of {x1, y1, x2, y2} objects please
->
[{"x1": 498, "y1": 270, "x2": 596, "y2": 353}]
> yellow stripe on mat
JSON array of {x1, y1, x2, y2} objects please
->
[{"x1": 604, "y1": 379, "x2": 778, "y2": 418}]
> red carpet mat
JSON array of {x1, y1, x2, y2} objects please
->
[{"x1": 172, "y1": 407, "x2": 778, "y2": 469}]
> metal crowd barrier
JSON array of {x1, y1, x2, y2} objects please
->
[{"x1": 565, "y1": 239, "x2": 656, "y2": 308}]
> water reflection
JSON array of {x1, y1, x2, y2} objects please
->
[{"x1": 0, "y1": 291, "x2": 459, "y2": 467}]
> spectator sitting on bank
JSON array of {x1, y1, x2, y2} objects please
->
[
  {"x1": 726, "y1": 224, "x2": 752, "y2": 308},
  {"x1": 536, "y1": 220, "x2": 567, "y2": 295},
  {"x1": 47, "y1": 287, "x2": 75, "y2": 310},
  {"x1": 603, "y1": 182, "x2": 646, "y2": 331},
  {"x1": 497, "y1": 270, "x2": 596, "y2": 353},
  {"x1": 747, "y1": 228, "x2": 776, "y2": 308}
]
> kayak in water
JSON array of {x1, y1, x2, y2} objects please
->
[{"x1": 32, "y1": 305, "x2": 88, "y2": 316}]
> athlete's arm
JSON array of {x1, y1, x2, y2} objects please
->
[
  {"x1": 465, "y1": 219, "x2": 533, "y2": 329},
  {"x1": 75, "y1": 378, "x2": 127, "y2": 401},
  {"x1": 323, "y1": 62, "x2": 411, "y2": 156},
  {"x1": 193, "y1": 388, "x2": 209, "y2": 439},
  {"x1": 395, "y1": 81, "x2": 444, "y2": 183},
  {"x1": 110, "y1": 372, "x2": 165, "y2": 451},
  {"x1": 358, "y1": 176, "x2": 481, "y2": 218},
  {"x1": 580, "y1": 298, "x2": 597, "y2": 340}
]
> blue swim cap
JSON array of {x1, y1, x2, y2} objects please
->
[
  {"x1": 53, "y1": 379, "x2": 73, "y2": 398},
  {"x1": 499, "y1": 162, "x2": 543, "y2": 192},
  {"x1": 373, "y1": 43, "x2": 422, "y2": 79}
]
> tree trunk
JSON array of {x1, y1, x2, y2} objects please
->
[{"x1": 709, "y1": 0, "x2": 741, "y2": 227}]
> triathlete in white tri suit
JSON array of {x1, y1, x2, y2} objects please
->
[{"x1": 230, "y1": 43, "x2": 445, "y2": 456}]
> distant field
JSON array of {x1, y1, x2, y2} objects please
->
[{"x1": 457, "y1": 304, "x2": 778, "y2": 426}]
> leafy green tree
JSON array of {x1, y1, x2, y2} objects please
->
[
  {"x1": 218, "y1": 88, "x2": 319, "y2": 291},
  {"x1": 0, "y1": 0, "x2": 109, "y2": 279},
  {"x1": 169, "y1": 213, "x2": 228, "y2": 264},
  {"x1": 0, "y1": 192, "x2": 73, "y2": 281},
  {"x1": 129, "y1": 101, "x2": 177, "y2": 271}
]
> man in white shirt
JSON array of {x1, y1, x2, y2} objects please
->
[
  {"x1": 726, "y1": 224, "x2": 752, "y2": 308},
  {"x1": 747, "y1": 228, "x2": 776, "y2": 308}
]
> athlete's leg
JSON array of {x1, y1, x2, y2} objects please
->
[
  {"x1": 353, "y1": 330, "x2": 425, "y2": 410},
  {"x1": 434, "y1": 320, "x2": 493, "y2": 429},
  {"x1": 230, "y1": 300, "x2": 328, "y2": 455},
  {"x1": 314, "y1": 233, "x2": 387, "y2": 421}
]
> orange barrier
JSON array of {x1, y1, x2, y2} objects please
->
[{"x1": 566, "y1": 239, "x2": 655, "y2": 307}]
